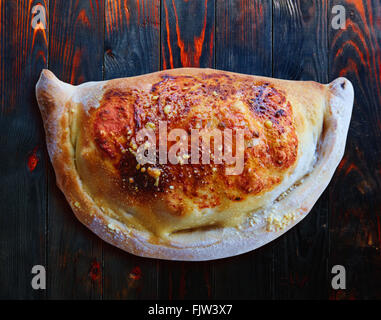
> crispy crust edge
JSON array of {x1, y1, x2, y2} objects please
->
[{"x1": 36, "y1": 68, "x2": 354, "y2": 261}]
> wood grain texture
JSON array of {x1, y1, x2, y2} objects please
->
[
  {"x1": 328, "y1": 0, "x2": 381, "y2": 300},
  {"x1": 104, "y1": 0, "x2": 160, "y2": 79},
  {"x1": 0, "y1": 0, "x2": 48, "y2": 299},
  {"x1": 272, "y1": 0, "x2": 329, "y2": 299},
  {"x1": 212, "y1": 0, "x2": 274, "y2": 299},
  {"x1": 215, "y1": 0, "x2": 272, "y2": 76},
  {"x1": 47, "y1": 0, "x2": 104, "y2": 299},
  {"x1": 161, "y1": 0, "x2": 215, "y2": 69},
  {"x1": 103, "y1": 0, "x2": 160, "y2": 300}
]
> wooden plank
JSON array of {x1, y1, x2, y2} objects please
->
[
  {"x1": 272, "y1": 0, "x2": 329, "y2": 299},
  {"x1": 47, "y1": 0, "x2": 104, "y2": 299},
  {"x1": 328, "y1": 0, "x2": 381, "y2": 299},
  {"x1": 104, "y1": 0, "x2": 160, "y2": 78},
  {"x1": 215, "y1": 0, "x2": 272, "y2": 76},
  {"x1": 158, "y1": 0, "x2": 215, "y2": 299},
  {"x1": 161, "y1": 0, "x2": 215, "y2": 70},
  {"x1": 0, "y1": 0, "x2": 48, "y2": 299},
  {"x1": 103, "y1": 0, "x2": 160, "y2": 300},
  {"x1": 213, "y1": 0, "x2": 274, "y2": 299}
]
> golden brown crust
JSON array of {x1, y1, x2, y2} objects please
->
[
  {"x1": 89, "y1": 72, "x2": 298, "y2": 214},
  {"x1": 36, "y1": 68, "x2": 353, "y2": 260}
]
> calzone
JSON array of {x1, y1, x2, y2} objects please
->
[{"x1": 36, "y1": 68, "x2": 353, "y2": 260}]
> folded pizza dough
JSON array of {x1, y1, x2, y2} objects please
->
[{"x1": 36, "y1": 68, "x2": 353, "y2": 260}]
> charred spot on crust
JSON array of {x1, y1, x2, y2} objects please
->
[
  {"x1": 247, "y1": 84, "x2": 287, "y2": 118},
  {"x1": 275, "y1": 109, "x2": 285, "y2": 118}
]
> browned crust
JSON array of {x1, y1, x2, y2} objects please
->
[
  {"x1": 36, "y1": 68, "x2": 354, "y2": 261},
  {"x1": 89, "y1": 71, "x2": 298, "y2": 216}
]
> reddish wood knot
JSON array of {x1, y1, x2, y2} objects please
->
[
  {"x1": 129, "y1": 266, "x2": 142, "y2": 281},
  {"x1": 27, "y1": 147, "x2": 39, "y2": 172},
  {"x1": 89, "y1": 260, "x2": 101, "y2": 281}
]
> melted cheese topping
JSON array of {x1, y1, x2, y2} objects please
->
[{"x1": 75, "y1": 72, "x2": 303, "y2": 238}]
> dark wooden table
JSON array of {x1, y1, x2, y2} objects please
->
[{"x1": 1, "y1": 0, "x2": 380, "y2": 300}]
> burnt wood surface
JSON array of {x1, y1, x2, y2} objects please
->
[{"x1": 0, "y1": 0, "x2": 380, "y2": 299}]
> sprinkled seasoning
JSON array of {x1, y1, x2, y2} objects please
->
[
  {"x1": 264, "y1": 120, "x2": 273, "y2": 128},
  {"x1": 147, "y1": 167, "x2": 161, "y2": 179},
  {"x1": 164, "y1": 105, "x2": 172, "y2": 115},
  {"x1": 145, "y1": 122, "x2": 156, "y2": 129}
]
